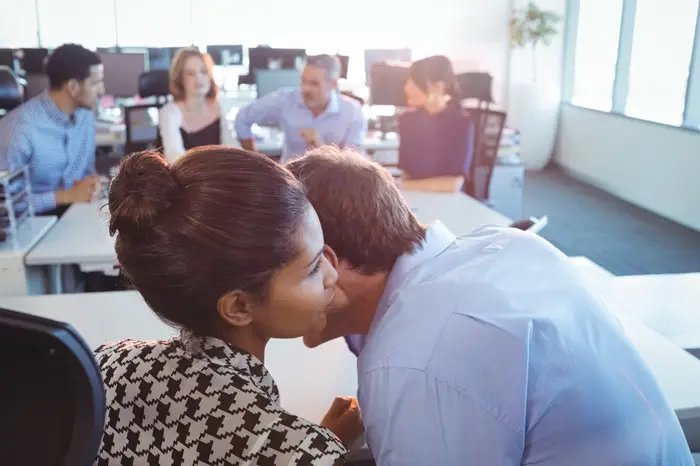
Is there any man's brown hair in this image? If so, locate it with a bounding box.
[286,147,426,274]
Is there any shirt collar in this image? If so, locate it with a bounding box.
[179,329,280,402]
[373,221,457,326]
[39,90,74,126]
[296,89,340,114]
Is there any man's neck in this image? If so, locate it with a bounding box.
[353,272,390,334]
[49,89,77,116]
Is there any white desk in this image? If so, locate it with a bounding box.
[24,203,115,293]
[1,283,699,425]
[0,291,358,446]
[604,274,700,357]
[0,216,57,296]
[27,191,511,294]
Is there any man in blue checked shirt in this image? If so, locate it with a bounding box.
[286,148,694,466]
[234,54,365,163]
[0,44,104,216]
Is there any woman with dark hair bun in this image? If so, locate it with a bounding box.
[94,146,362,465]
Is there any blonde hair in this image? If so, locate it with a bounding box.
[169,48,218,100]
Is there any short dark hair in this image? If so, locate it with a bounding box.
[408,55,461,104]
[108,147,308,336]
[286,147,426,274]
[45,43,101,90]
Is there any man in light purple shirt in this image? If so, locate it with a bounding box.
[286,147,694,465]
[234,54,365,162]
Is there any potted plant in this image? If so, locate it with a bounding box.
[508,2,562,170]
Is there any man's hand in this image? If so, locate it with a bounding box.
[320,396,364,448]
[298,128,322,148]
[56,175,100,205]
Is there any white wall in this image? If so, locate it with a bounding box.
[556,105,700,231]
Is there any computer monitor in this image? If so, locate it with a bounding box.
[337,55,349,79]
[368,62,410,106]
[25,75,49,99]
[0,49,19,70]
[19,48,49,75]
[364,48,412,84]
[97,52,146,98]
[147,48,170,71]
[207,45,243,66]
[256,69,300,99]
[248,47,306,76]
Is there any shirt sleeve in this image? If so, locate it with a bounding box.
[233,91,287,139]
[360,367,524,466]
[343,103,366,152]
[85,111,97,176]
[0,126,57,213]
[158,103,186,163]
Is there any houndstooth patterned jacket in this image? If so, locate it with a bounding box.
[94,330,347,465]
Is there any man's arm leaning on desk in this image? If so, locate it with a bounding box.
[233,91,287,151]
[360,367,523,465]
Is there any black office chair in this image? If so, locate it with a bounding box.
[0,307,105,466]
[462,108,507,202]
[123,69,170,155]
[456,72,494,109]
[0,66,23,118]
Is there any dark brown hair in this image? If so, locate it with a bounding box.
[286,147,425,274]
[409,55,461,105]
[108,147,308,335]
[169,47,218,100]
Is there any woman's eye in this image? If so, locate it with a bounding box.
[309,260,322,276]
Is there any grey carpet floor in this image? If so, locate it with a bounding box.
[521,166,700,276]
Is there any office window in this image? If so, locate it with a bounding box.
[0,1,39,47]
[36,0,116,48]
[625,0,699,126]
[571,0,624,111]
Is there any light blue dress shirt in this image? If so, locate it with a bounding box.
[233,88,365,162]
[0,91,96,213]
[358,222,693,465]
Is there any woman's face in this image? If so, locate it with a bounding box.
[404,77,429,108]
[251,205,338,339]
[182,55,211,98]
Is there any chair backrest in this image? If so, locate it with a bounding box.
[0,307,105,466]
[138,69,170,99]
[463,108,507,201]
[123,103,162,155]
[0,66,23,115]
[457,72,493,108]
[398,106,475,180]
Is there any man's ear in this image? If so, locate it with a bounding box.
[217,290,254,328]
[65,79,81,98]
[323,245,339,269]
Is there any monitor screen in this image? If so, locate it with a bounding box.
[147,47,187,71]
[256,69,300,99]
[207,45,244,66]
[337,55,349,79]
[19,48,49,75]
[368,62,410,106]
[0,49,18,69]
[248,47,306,76]
[364,48,412,84]
[97,52,147,98]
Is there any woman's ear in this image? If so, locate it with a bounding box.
[427,80,446,96]
[323,244,339,269]
[217,290,254,328]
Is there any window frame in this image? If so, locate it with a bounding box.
[562,0,700,131]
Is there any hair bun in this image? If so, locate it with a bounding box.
[108,151,178,237]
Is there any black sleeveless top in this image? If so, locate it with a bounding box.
[179,118,221,150]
